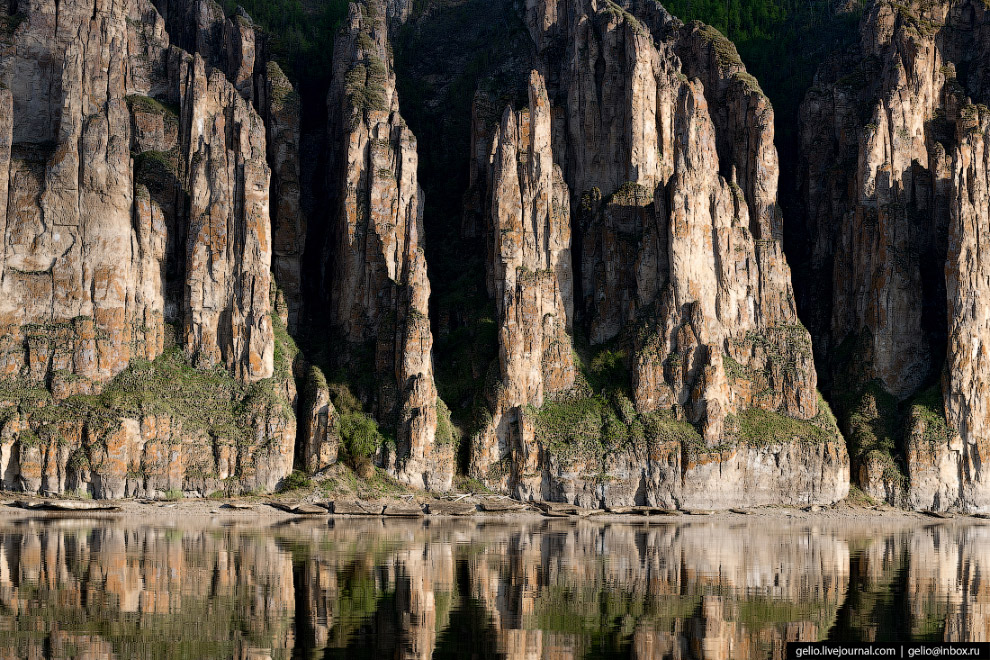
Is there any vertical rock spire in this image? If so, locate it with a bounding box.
[323,0,453,490]
[468,0,847,508]
[471,69,577,495]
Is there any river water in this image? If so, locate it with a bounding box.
[0,515,985,658]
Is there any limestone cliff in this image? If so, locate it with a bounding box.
[11,0,990,509]
[469,70,578,496]
[150,0,309,331]
[799,0,990,511]
[0,0,294,497]
[467,0,848,508]
[323,0,453,490]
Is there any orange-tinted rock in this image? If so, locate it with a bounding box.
[467,0,847,507]
[324,1,453,491]
[800,0,990,511]
[0,0,291,497]
[470,70,577,491]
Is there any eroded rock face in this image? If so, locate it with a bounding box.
[943,103,990,511]
[799,0,990,511]
[299,367,340,474]
[0,0,275,387]
[262,62,307,331]
[151,0,309,332]
[0,0,294,497]
[468,0,847,508]
[469,70,577,490]
[324,1,453,491]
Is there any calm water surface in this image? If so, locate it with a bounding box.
[0,516,985,659]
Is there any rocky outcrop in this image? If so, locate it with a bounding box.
[799,0,990,510]
[151,0,259,101]
[183,55,275,382]
[299,366,340,474]
[151,0,309,331]
[468,0,847,508]
[469,70,577,492]
[942,102,990,511]
[324,1,453,491]
[0,0,294,497]
[261,62,307,331]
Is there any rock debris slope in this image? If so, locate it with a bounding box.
[799,0,990,511]
[467,0,848,508]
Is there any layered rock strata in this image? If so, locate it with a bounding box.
[799,0,990,510]
[323,1,453,490]
[468,0,848,508]
[0,0,294,497]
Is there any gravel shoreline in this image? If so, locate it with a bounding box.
[0,494,983,528]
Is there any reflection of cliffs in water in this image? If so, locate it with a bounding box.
[1,520,990,658]
[0,520,297,658]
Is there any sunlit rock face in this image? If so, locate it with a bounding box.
[0,0,275,388]
[799,0,990,511]
[469,70,578,494]
[467,0,847,508]
[321,0,453,492]
[0,0,297,497]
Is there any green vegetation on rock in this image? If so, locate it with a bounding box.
[0,10,25,42]
[2,315,296,454]
[125,94,179,118]
[221,0,349,91]
[908,385,954,445]
[344,59,388,115]
[278,469,312,492]
[323,379,390,474]
[665,0,863,147]
[695,21,745,67]
[527,335,701,467]
[736,394,839,446]
[845,381,904,485]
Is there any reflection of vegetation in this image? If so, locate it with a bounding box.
[0,522,972,657]
[2,528,296,659]
[523,573,844,658]
[827,548,930,643]
[433,560,501,660]
[734,595,834,628]
[530,586,698,635]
